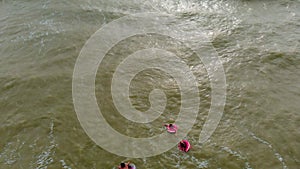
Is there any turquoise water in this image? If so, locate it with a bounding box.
[0,0,299,168]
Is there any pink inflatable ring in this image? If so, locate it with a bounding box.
[164,123,178,134]
[178,140,191,152]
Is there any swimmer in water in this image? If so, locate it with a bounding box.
[178,140,191,152]
[118,162,136,169]
[118,162,127,169]
[164,123,178,134]
[180,141,186,149]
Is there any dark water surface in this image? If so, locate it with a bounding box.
[0,0,299,168]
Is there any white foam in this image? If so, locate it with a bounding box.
[35,120,57,169]
[0,139,25,166]
[220,146,253,169]
[60,159,72,169]
[250,132,288,169]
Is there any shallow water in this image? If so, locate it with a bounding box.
[0,0,300,168]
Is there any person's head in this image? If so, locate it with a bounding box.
[120,163,126,168]
[180,141,186,148]
[169,123,173,127]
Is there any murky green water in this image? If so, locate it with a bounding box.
[0,0,300,168]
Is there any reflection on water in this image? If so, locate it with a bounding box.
[0,0,299,168]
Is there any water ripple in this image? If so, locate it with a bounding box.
[250,132,288,169]
[35,120,56,169]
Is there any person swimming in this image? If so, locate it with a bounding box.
[178,140,191,152]
[164,123,178,134]
[180,141,186,149]
[118,162,136,169]
[118,162,127,169]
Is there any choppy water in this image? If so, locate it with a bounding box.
[1,0,300,168]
